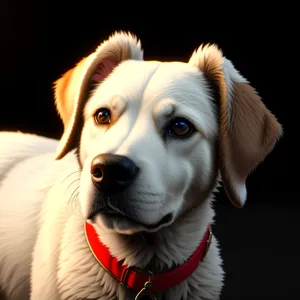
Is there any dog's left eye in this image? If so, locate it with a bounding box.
[167,118,195,138]
[94,108,111,125]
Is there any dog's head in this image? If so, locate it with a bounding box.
[54,32,282,234]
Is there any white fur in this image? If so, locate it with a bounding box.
[0,63,224,299]
[0,32,279,300]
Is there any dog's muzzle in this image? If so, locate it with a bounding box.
[90,154,139,195]
[88,154,172,231]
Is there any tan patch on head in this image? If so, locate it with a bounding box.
[54,57,89,128]
[54,32,143,159]
[189,44,224,84]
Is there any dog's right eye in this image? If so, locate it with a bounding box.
[94,108,111,125]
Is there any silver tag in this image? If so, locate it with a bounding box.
[135,287,157,300]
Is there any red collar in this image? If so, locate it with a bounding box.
[84,221,212,296]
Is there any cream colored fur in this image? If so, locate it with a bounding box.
[0,32,282,300]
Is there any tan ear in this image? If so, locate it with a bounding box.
[54,31,143,159]
[189,45,283,208]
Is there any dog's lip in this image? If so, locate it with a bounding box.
[87,207,120,220]
[88,207,172,230]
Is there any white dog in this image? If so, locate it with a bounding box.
[0,32,282,300]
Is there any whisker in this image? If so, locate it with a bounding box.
[159,202,175,212]
[61,170,81,184]
[72,192,80,208]
[67,186,80,207]
[66,179,81,192]
[165,191,188,205]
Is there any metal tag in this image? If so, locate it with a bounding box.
[135,287,157,300]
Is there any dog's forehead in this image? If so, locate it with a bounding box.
[92,60,160,101]
[111,60,204,97]
[90,60,209,109]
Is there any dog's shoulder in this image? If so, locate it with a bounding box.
[0,131,58,178]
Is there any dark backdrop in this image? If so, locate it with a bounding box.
[0,2,295,299]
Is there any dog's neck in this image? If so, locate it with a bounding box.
[93,195,215,273]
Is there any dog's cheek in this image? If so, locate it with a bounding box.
[167,160,191,194]
[79,124,93,163]
[79,156,96,218]
[194,141,217,187]
[170,139,217,214]
[185,141,218,208]
[79,123,105,162]
[162,157,192,217]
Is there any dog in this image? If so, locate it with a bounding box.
[0,32,282,300]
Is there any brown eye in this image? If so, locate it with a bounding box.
[94,108,111,124]
[167,118,195,138]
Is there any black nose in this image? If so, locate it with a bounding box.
[90,154,139,195]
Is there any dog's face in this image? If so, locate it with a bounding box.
[54,32,282,235]
[79,60,219,233]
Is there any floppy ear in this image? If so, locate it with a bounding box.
[189,45,283,208]
[54,32,143,159]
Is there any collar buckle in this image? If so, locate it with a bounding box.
[121,267,157,299]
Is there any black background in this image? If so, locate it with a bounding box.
[0,2,295,299]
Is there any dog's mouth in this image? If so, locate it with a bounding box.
[88,205,173,232]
